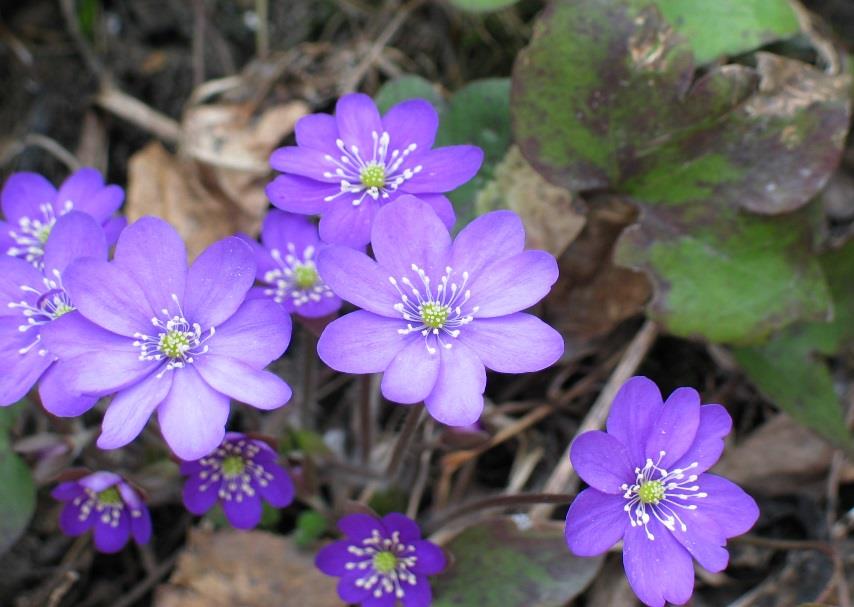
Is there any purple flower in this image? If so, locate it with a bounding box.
[51,471,152,553]
[315,512,446,607]
[40,216,293,460]
[180,432,294,529]
[243,210,342,318]
[564,376,760,607]
[266,93,484,248]
[0,168,125,267]
[316,196,563,426]
[0,212,106,411]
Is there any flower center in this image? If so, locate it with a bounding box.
[372,551,398,574]
[133,294,214,377]
[321,132,423,207]
[390,264,478,354]
[263,245,334,308]
[159,330,190,358]
[97,486,122,506]
[360,164,386,189]
[6,201,72,266]
[621,451,707,541]
[637,480,664,505]
[8,270,73,356]
[221,455,246,478]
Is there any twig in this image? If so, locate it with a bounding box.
[58,0,107,81]
[425,493,574,536]
[191,0,207,87]
[406,421,434,519]
[384,405,423,483]
[359,375,374,464]
[255,0,270,59]
[530,320,659,521]
[18,134,81,171]
[95,85,181,144]
[111,552,179,607]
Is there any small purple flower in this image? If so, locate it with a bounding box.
[0,212,106,411]
[0,168,125,267]
[564,376,760,607]
[180,432,295,529]
[316,512,446,607]
[266,93,484,247]
[40,216,293,460]
[243,210,341,318]
[316,196,564,426]
[51,471,152,553]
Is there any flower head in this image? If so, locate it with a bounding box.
[315,512,446,607]
[266,93,484,247]
[180,432,295,529]
[243,211,341,318]
[0,212,106,411]
[316,196,563,426]
[564,376,760,607]
[1,168,125,267]
[40,216,293,460]
[51,471,151,553]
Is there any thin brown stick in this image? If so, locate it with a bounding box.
[359,375,374,464]
[255,0,270,59]
[111,552,179,607]
[95,85,181,144]
[385,405,423,482]
[530,320,659,520]
[58,0,107,81]
[191,0,207,87]
[425,493,574,536]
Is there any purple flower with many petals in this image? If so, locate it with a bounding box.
[316,512,446,607]
[316,196,563,426]
[0,212,106,410]
[266,93,484,247]
[564,376,760,607]
[52,471,152,553]
[243,210,341,318]
[180,432,295,529]
[1,168,125,267]
[41,216,293,460]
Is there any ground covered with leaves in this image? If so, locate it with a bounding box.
[0,0,853,606]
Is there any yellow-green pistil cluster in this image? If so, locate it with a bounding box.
[159,330,190,359]
[97,486,123,505]
[221,455,246,478]
[360,164,386,189]
[419,302,450,329]
[293,263,319,289]
[637,479,665,505]
[373,551,398,574]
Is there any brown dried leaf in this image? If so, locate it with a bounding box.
[154,528,340,607]
[475,146,586,257]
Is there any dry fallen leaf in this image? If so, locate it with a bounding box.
[155,528,340,607]
[475,145,586,257]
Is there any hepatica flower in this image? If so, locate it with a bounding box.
[0,212,106,411]
[316,512,446,607]
[266,93,484,247]
[564,376,760,607]
[180,432,294,529]
[41,217,293,460]
[0,168,124,267]
[316,196,563,426]
[244,210,341,318]
[52,471,151,553]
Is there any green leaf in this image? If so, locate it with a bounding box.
[615,204,832,344]
[436,79,512,227]
[294,510,328,549]
[732,241,854,451]
[433,517,603,607]
[511,0,849,213]
[0,405,36,555]
[374,76,445,114]
[447,0,519,13]
[652,0,800,65]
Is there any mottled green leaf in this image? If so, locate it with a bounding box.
[436,79,512,226]
[447,0,519,13]
[652,0,800,65]
[433,517,603,607]
[732,241,854,451]
[615,204,832,344]
[0,405,35,555]
[512,0,849,213]
[375,76,445,114]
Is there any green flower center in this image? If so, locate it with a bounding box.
[36,222,54,244]
[638,480,665,505]
[293,263,319,289]
[52,302,74,318]
[420,302,450,329]
[222,455,246,478]
[360,164,386,189]
[373,551,398,574]
[159,330,190,359]
[97,486,122,505]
